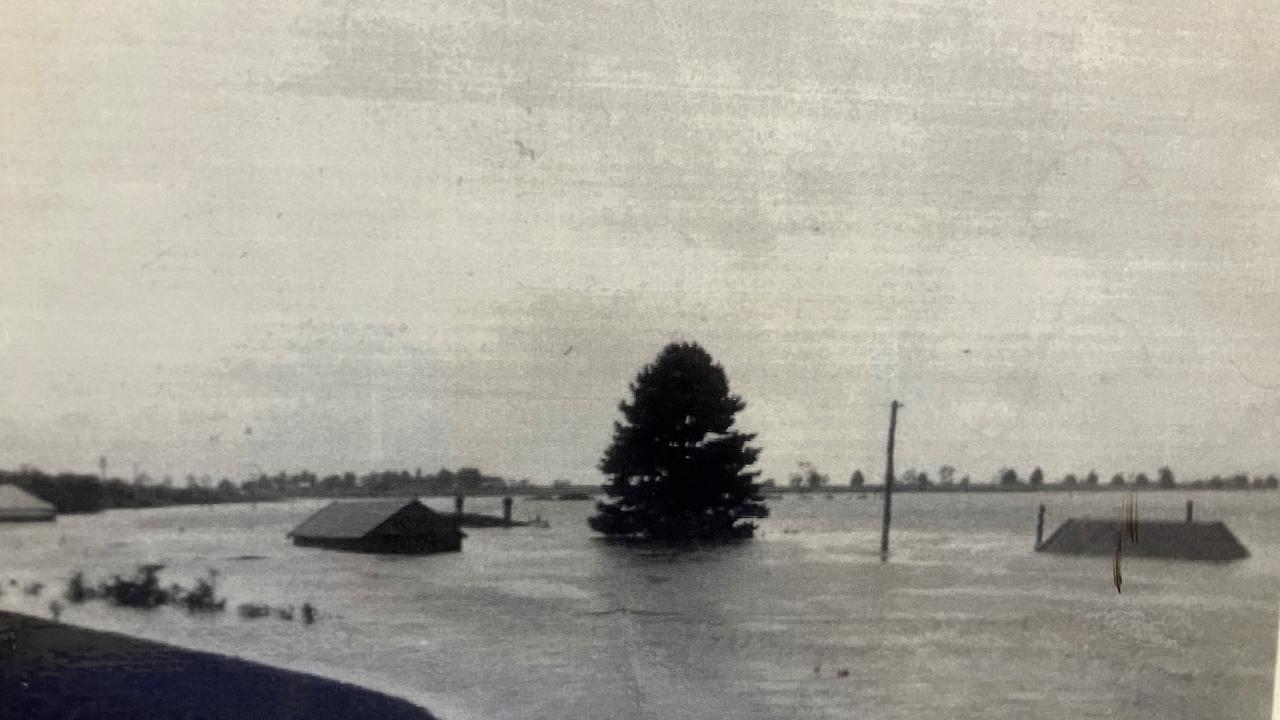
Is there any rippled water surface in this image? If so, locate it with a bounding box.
[3,491,1277,720]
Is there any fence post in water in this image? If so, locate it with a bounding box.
[455,494,464,517]
[1186,499,1193,524]
[1035,504,1046,547]
[880,400,901,562]
[502,496,513,526]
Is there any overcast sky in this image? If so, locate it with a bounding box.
[3,0,1279,484]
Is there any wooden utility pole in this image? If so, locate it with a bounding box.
[880,400,901,561]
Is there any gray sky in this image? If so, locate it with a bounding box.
[3,0,1279,484]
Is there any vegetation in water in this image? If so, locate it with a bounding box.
[180,571,227,613]
[105,565,172,608]
[58,566,316,623]
[64,565,225,612]
[238,601,315,623]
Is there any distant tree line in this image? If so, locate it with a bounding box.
[987,465,1277,490]
[0,467,242,513]
[788,462,830,490]
[241,466,514,498]
[0,464,526,514]
[756,462,1278,493]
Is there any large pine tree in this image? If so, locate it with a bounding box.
[589,342,767,541]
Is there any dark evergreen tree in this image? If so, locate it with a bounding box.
[589,342,767,541]
[1029,467,1044,486]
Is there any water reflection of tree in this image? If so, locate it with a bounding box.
[586,541,765,718]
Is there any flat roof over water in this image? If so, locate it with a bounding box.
[1037,519,1249,561]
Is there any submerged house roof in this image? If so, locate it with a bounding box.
[0,484,56,520]
[289,498,426,539]
[1037,519,1248,561]
[288,498,463,554]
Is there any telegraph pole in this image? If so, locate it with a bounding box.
[880,400,901,561]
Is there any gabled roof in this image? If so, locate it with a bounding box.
[288,498,445,539]
[0,484,55,511]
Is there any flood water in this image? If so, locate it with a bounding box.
[2,491,1277,720]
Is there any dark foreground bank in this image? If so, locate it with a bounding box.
[0,611,438,720]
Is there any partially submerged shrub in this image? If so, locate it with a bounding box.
[65,572,97,603]
[238,603,271,619]
[177,571,226,613]
[104,565,169,608]
[237,601,312,622]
